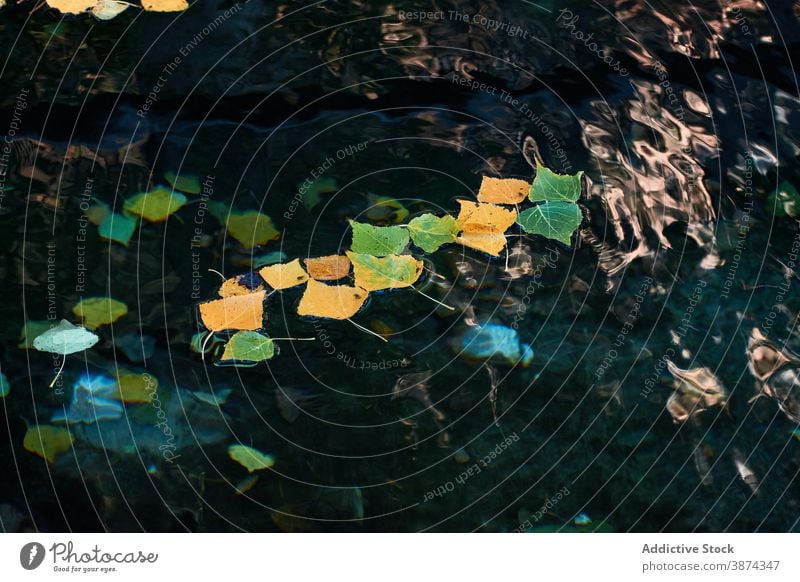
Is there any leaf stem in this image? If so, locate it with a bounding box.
[347,319,389,342]
[49,356,66,389]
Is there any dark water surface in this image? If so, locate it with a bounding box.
[1,0,800,532]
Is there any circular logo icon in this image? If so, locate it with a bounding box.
[20,542,45,570]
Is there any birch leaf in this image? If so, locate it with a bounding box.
[198,290,266,331]
[407,214,458,253]
[23,425,74,463]
[347,252,423,291]
[349,220,409,256]
[220,331,275,364]
[258,259,309,290]
[517,201,582,245]
[477,176,530,204]
[297,279,367,319]
[303,255,351,281]
[529,161,583,202]
[455,200,517,234]
[228,444,275,473]
[33,320,99,355]
[72,297,128,329]
[123,186,187,222]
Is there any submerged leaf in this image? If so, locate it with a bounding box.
[98,213,138,246]
[164,171,201,194]
[33,320,99,355]
[407,214,458,253]
[226,211,280,249]
[460,323,534,366]
[347,252,423,291]
[456,200,517,234]
[258,259,309,290]
[23,425,74,463]
[302,177,338,211]
[349,220,410,256]
[114,371,157,404]
[86,203,110,225]
[365,195,410,224]
[228,444,275,473]
[477,176,530,205]
[297,279,368,319]
[19,320,53,349]
[123,186,187,222]
[303,255,351,281]
[517,201,582,245]
[529,161,583,202]
[0,372,10,398]
[198,290,266,331]
[72,297,128,329]
[220,331,275,363]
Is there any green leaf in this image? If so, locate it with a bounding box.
[228,444,275,473]
[219,331,275,365]
[529,161,583,202]
[407,214,458,253]
[349,220,409,256]
[517,201,582,245]
[768,180,800,217]
[346,252,423,291]
[164,171,201,194]
[98,213,138,246]
[303,177,337,211]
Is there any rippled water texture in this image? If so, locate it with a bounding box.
[1,0,800,532]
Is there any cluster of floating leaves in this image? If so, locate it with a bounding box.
[42,0,188,19]
[196,163,585,365]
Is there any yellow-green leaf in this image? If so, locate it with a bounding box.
[72,297,128,329]
[226,211,280,249]
[23,425,74,463]
[346,252,423,291]
[164,171,201,194]
[228,444,275,473]
[124,186,187,222]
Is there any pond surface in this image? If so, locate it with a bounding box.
[1,0,800,532]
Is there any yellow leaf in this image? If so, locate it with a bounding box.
[199,290,266,331]
[303,255,351,281]
[45,0,96,13]
[219,275,264,297]
[456,232,507,256]
[297,279,368,320]
[347,252,423,292]
[72,297,128,329]
[477,176,530,204]
[226,211,280,249]
[114,371,157,404]
[455,200,517,234]
[123,186,187,222]
[141,0,188,11]
[228,444,275,473]
[23,425,74,463]
[258,259,309,290]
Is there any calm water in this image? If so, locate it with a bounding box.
[1,0,800,532]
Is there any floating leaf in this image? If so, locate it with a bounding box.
[114,371,157,404]
[141,0,188,11]
[164,171,201,194]
[226,211,279,249]
[347,252,423,291]
[460,323,534,366]
[457,232,508,256]
[297,279,368,319]
[91,0,129,19]
[219,273,265,297]
[258,259,309,290]
[72,297,128,329]
[198,290,266,331]
[529,161,583,202]
[220,331,275,364]
[86,203,110,225]
[98,213,137,246]
[303,255,351,281]
[302,177,337,211]
[123,186,187,222]
[228,444,275,473]
[407,213,458,253]
[19,320,52,349]
[33,320,99,355]
[455,200,517,234]
[365,195,409,224]
[477,176,530,204]
[349,220,410,256]
[45,0,96,13]
[517,201,582,245]
[23,425,74,463]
